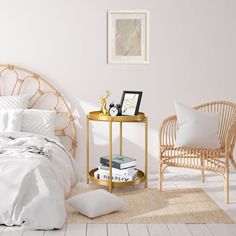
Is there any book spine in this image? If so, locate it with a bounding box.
[94,170,137,182]
[100,158,121,169]
[98,165,135,175]
[100,158,136,169]
[97,173,134,182]
[120,161,136,169]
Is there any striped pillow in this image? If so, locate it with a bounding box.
[22,109,58,140]
[0,94,29,109]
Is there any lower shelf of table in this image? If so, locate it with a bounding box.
[88,168,146,187]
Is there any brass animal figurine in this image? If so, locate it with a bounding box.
[100,90,111,116]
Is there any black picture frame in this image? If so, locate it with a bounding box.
[120,91,143,116]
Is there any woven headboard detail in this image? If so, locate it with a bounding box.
[0,64,77,158]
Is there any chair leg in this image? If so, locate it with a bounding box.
[159,163,163,192]
[200,157,205,183]
[224,168,229,204]
[201,170,205,183]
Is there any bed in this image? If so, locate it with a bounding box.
[0,64,78,229]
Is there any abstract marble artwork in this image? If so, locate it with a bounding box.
[108,10,149,64]
[115,19,141,56]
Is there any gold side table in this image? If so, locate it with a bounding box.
[86,111,148,192]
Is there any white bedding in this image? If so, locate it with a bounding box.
[0,132,78,229]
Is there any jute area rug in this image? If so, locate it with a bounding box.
[66,185,234,224]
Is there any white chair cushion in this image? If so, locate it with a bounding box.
[174,102,221,149]
[67,189,125,218]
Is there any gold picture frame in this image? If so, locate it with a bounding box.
[107,10,149,64]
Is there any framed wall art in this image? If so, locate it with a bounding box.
[120,91,143,116]
[107,10,149,64]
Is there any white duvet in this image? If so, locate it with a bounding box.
[0,132,78,229]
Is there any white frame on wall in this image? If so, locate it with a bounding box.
[107,10,150,65]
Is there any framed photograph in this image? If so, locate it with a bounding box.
[120,91,143,116]
[107,10,149,64]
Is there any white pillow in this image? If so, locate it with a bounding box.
[67,189,125,218]
[174,102,221,149]
[0,94,29,109]
[22,109,57,139]
[0,109,22,132]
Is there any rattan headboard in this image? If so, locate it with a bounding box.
[0,64,77,158]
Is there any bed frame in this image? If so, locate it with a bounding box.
[0,64,77,158]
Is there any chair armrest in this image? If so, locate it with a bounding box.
[159,115,177,146]
[225,119,236,160]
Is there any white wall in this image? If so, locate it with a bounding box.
[0,0,235,178]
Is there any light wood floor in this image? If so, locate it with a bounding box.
[2,171,236,236]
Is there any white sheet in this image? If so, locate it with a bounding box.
[0,132,79,229]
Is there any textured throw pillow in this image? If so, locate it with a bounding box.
[67,189,125,218]
[22,109,58,139]
[0,109,23,132]
[0,94,29,109]
[174,102,221,149]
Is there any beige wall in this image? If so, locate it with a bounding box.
[0,0,235,178]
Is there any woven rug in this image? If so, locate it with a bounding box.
[66,185,234,224]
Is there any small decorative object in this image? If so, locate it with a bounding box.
[107,10,149,64]
[120,91,143,116]
[100,90,111,116]
[109,103,122,116]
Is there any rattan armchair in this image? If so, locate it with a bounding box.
[159,101,236,204]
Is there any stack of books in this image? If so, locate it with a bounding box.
[94,155,137,182]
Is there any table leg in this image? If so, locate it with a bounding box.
[86,115,89,184]
[145,117,148,188]
[120,122,122,156]
[109,121,113,192]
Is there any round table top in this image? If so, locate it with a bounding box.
[87,111,146,122]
